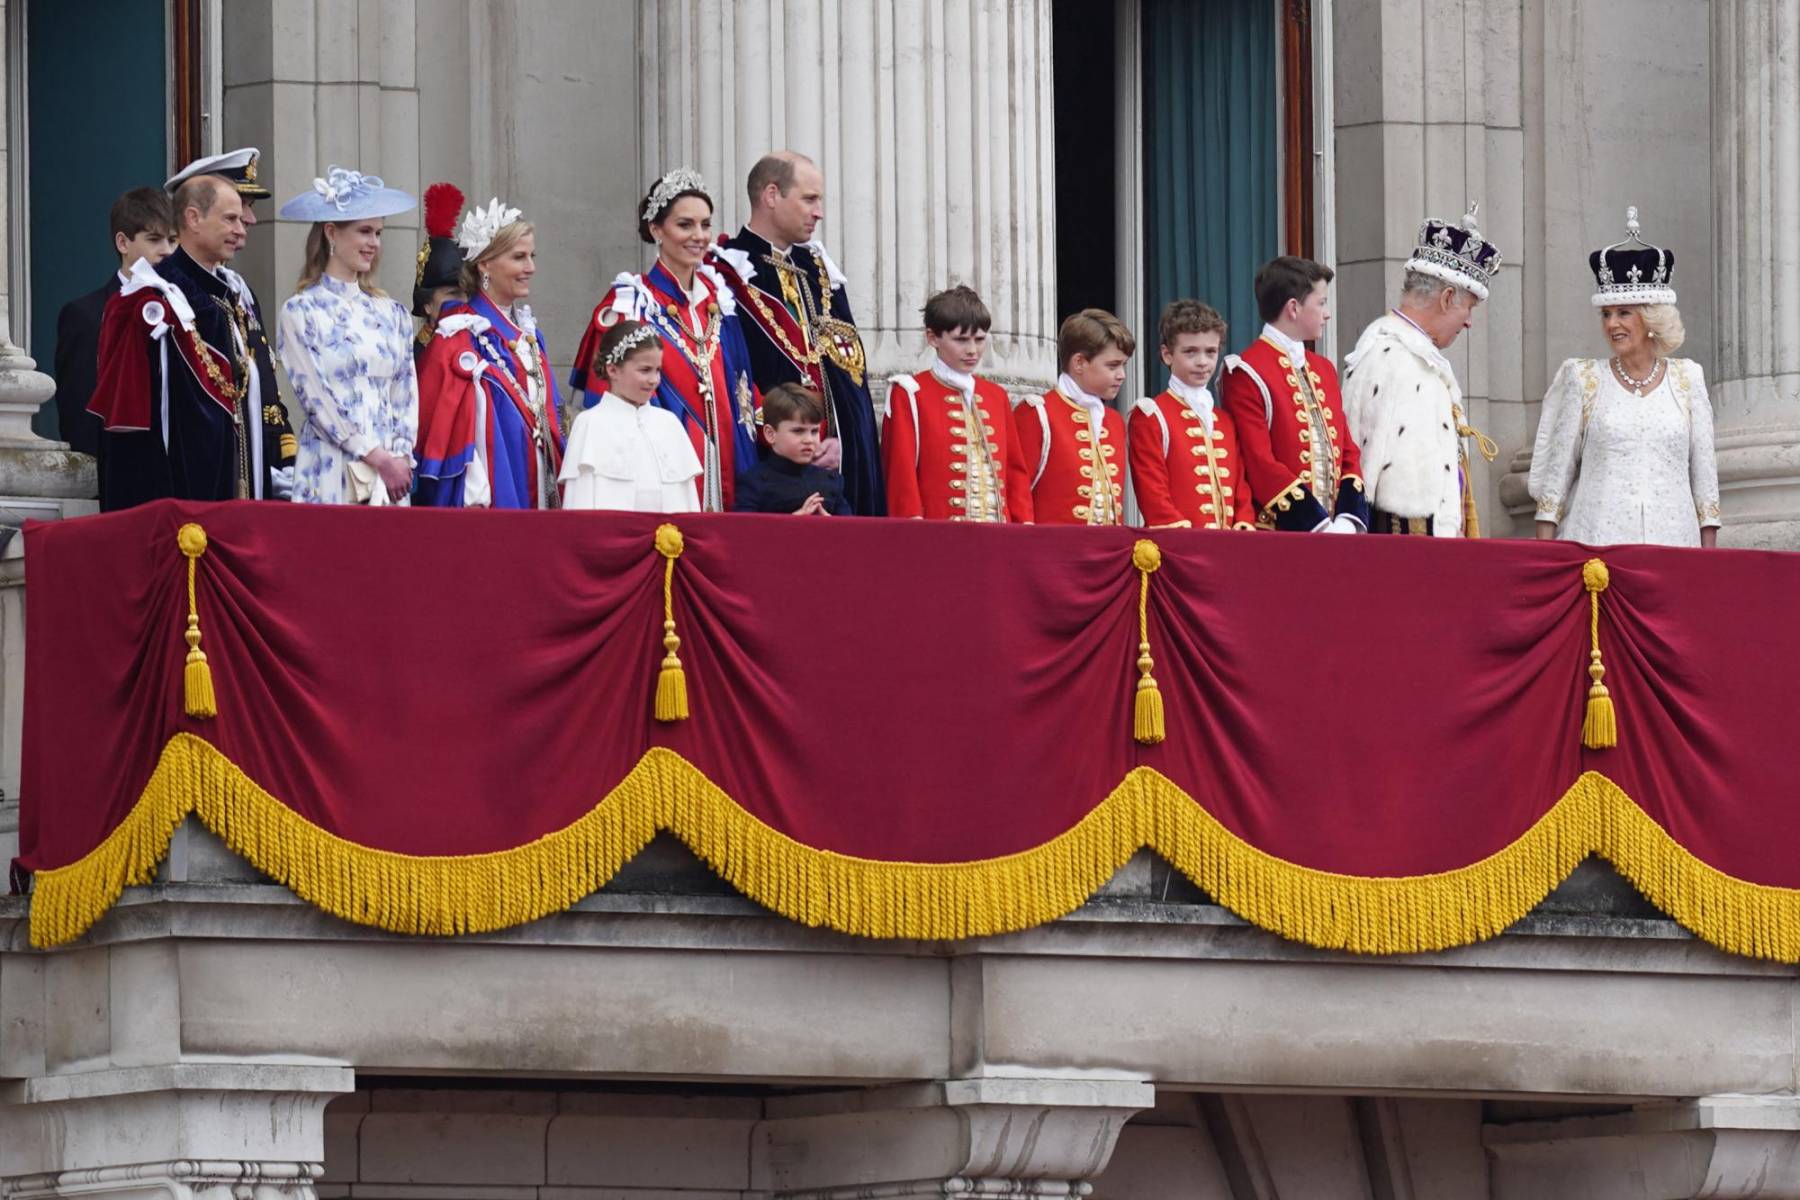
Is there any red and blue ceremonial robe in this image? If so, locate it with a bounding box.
[569,261,760,513]
[415,293,564,509]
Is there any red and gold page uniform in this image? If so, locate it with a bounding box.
[883,365,1034,522]
[1012,387,1126,526]
[1221,330,1369,531]
[1128,381,1256,530]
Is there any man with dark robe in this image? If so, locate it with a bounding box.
[90,163,296,510]
[714,151,884,516]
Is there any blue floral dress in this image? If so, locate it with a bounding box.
[276,275,419,505]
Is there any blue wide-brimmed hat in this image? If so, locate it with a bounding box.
[278,166,415,222]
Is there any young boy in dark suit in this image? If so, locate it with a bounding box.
[732,383,851,516]
[50,187,177,455]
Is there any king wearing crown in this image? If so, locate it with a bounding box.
[1341,205,1503,537]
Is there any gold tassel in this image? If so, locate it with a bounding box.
[653,524,689,722]
[178,523,216,719]
[1581,557,1616,749]
[1131,539,1166,745]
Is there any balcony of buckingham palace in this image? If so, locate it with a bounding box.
[5,1,1800,1199]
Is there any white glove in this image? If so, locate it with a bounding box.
[1320,514,1360,534]
[268,465,296,501]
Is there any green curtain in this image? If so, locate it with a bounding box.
[1141,0,1278,393]
[27,0,168,438]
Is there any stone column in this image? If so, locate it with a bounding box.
[222,0,424,314]
[1710,0,1800,549]
[1484,1094,1800,1198]
[637,0,1059,393]
[0,1064,354,1200]
[752,1075,1152,1197]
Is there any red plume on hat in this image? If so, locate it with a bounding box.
[424,183,465,239]
[415,183,469,316]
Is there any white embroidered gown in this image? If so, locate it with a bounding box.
[1528,357,1721,547]
[276,275,419,505]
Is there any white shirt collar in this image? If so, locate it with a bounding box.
[1260,322,1307,360]
[599,390,654,420]
[930,358,976,395]
[1391,307,1432,340]
[1057,372,1107,414]
[1165,373,1214,420]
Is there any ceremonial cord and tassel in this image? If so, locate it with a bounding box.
[1131,539,1166,745]
[1453,403,1499,539]
[1581,558,1616,749]
[654,524,689,722]
[177,523,217,719]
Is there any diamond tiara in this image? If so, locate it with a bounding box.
[604,323,661,366]
[642,168,709,223]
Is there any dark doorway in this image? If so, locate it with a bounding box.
[1051,0,1117,321]
[25,0,173,438]
[1140,0,1282,389]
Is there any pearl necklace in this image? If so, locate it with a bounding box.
[1612,356,1663,397]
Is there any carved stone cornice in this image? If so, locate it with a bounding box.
[2,1160,323,1200]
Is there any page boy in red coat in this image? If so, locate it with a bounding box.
[882,285,1033,522]
[1221,256,1370,532]
[1012,309,1134,526]
[1129,300,1256,531]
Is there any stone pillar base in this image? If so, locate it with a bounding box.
[1485,1094,1800,1199]
[3,1161,323,1200]
[0,1064,353,1200]
[753,1074,1153,1199]
[1716,423,1800,549]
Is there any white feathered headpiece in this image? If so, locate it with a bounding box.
[456,197,524,259]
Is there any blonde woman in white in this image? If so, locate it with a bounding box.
[1529,209,1720,547]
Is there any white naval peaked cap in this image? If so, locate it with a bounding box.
[165,147,271,199]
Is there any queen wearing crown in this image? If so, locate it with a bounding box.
[569,168,760,513]
[414,198,565,508]
[1342,204,1502,536]
[1528,209,1721,547]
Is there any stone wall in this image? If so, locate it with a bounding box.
[636,0,1060,392]
[222,0,642,383]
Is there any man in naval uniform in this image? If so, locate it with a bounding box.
[715,150,885,516]
[90,150,297,509]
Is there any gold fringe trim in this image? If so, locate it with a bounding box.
[29,736,1800,963]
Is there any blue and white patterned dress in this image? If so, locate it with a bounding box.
[276,274,419,505]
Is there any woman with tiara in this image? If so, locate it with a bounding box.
[570,168,760,512]
[1529,207,1721,547]
[415,197,565,508]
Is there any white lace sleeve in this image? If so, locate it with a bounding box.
[1528,359,1586,525]
[1682,360,1722,528]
